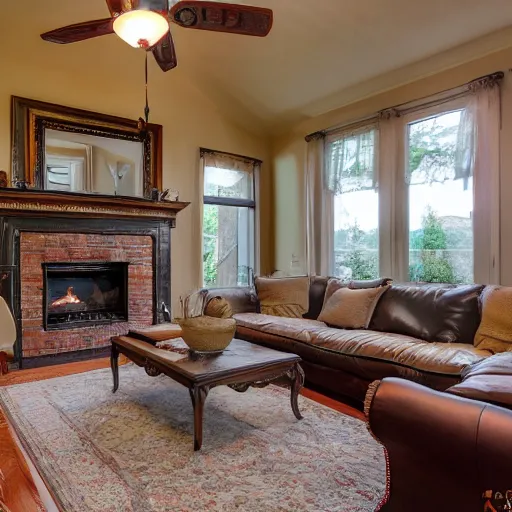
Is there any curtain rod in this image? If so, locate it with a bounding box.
[200,147,263,165]
[304,70,504,142]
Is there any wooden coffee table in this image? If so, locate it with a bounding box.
[110,336,305,451]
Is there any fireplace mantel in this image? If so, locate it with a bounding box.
[0,188,189,369]
[0,188,189,225]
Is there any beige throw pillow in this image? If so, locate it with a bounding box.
[475,286,512,353]
[318,285,390,329]
[255,276,309,318]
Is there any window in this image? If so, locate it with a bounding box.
[327,127,379,280]
[406,110,474,284]
[201,150,258,287]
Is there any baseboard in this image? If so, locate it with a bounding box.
[21,346,111,369]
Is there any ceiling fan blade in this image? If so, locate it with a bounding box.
[41,18,114,44]
[170,1,273,37]
[152,32,178,72]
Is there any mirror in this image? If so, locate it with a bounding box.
[11,97,162,198]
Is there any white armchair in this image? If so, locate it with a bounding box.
[0,296,16,375]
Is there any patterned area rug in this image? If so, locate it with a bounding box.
[0,365,385,512]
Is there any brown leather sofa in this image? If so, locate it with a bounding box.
[366,377,512,512]
[203,277,498,403]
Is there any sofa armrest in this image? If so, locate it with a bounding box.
[200,287,259,315]
[367,378,512,512]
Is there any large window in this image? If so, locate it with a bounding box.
[325,89,497,285]
[202,150,258,287]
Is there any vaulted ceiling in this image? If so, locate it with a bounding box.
[5,0,512,134]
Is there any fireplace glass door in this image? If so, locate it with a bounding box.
[43,262,129,330]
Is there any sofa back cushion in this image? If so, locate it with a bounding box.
[255,276,309,318]
[369,284,485,343]
[304,276,392,320]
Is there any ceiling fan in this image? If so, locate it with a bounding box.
[41,1,273,72]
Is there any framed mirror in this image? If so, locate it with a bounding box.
[11,97,162,198]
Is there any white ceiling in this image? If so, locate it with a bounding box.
[7,0,512,134]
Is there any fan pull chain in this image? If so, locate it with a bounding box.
[144,51,150,123]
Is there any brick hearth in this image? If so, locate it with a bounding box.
[20,233,154,358]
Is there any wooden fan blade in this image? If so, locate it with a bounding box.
[41,18,114,44]
[170,1,273,37]
[152,32,178,72]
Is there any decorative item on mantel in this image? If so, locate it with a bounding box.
[0,171,7,188]
[176,290,236,355]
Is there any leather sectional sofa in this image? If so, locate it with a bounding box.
[202,277,504,403]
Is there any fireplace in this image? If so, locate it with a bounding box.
[43,262,129,331]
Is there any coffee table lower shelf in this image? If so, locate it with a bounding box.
[110,336,305,451]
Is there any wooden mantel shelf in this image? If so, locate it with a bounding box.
[0,188,189,223]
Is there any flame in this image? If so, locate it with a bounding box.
[50,287,82,308]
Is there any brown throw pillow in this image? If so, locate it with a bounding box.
[318,285,390,329]
[204,297,233,319]
[255,276,309,318]
[475,286,512,353]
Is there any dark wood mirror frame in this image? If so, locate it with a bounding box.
[11,96,163,198]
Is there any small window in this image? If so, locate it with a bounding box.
[201,149,259,287]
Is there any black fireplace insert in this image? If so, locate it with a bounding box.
[42,262,129,331]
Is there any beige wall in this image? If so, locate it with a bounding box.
[0,29,271,314]
[272,46,512,284]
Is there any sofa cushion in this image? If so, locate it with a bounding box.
[369,284,484,344]
[234,313,325,343]
[255,276,309,318]
[447,353,512,410]
[447,376,512,410]
[318,286,390,329]
[234,313,489,377]
[303,276,330,320]
[474,286,512,353]
[307,326,489,376]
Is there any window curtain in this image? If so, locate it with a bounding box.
[324,124,378,194]
[306,133,333,276]
[378,109,406,280]
[470,74,503,284]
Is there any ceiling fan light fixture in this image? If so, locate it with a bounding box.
[113,10,169,49]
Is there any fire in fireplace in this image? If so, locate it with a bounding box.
[42,262,129,331]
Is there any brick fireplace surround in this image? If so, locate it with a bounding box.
[0,189,188,369]
[20,233,153,358]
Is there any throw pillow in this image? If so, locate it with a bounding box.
[255,276,309,318]
[318,285,390,329]
[322,277,392,308]
[204,297,233,319]
[475,286,512,353]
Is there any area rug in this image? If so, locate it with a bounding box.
[0,365,386,512]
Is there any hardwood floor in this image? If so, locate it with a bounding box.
[0,358,364,512]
